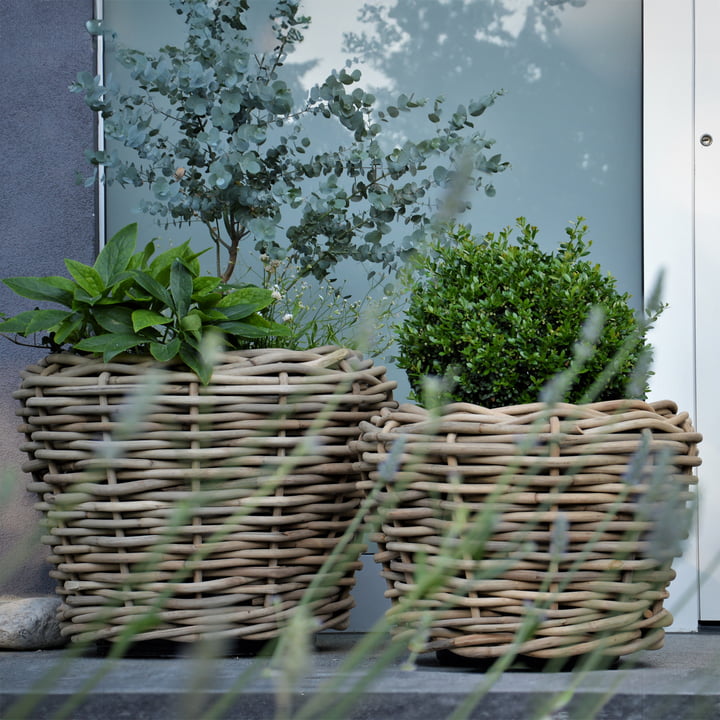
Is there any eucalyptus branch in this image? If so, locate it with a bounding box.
[267,36,289,78]
[138,96,186,126]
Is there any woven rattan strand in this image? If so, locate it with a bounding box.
[354,399,701,660]
[15,347,396,644]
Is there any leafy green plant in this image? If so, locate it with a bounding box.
[396,218,662,407]
[0,223,288,383]
[72,0,506,285]
[251,252,396,352]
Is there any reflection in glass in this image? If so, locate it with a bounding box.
[104,0,640,296]
[101,0,642,629]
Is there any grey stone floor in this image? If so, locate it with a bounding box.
[2,632,720,719]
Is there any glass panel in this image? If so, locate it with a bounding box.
[102,0,642,630]
[103,0,641,301]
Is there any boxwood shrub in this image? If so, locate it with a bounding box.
[396,218,660,407]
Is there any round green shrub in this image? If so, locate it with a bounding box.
[396,218,660,407]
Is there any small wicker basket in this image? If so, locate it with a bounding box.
[15,346,396,645]
[354,399,701,660]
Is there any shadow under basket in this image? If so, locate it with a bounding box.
[15,347,396,645]
[354,399,701,661]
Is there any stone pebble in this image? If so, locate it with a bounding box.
[0,595,66,650]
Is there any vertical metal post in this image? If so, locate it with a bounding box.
[94,0,106,250]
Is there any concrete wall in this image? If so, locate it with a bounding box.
[0,0,96,594]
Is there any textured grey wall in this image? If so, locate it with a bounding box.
[0,0,96,594]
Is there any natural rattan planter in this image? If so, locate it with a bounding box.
[354,399,701,660]
[15,346,396,645]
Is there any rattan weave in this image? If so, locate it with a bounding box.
[15,346,396,644]
[354,399,701,660]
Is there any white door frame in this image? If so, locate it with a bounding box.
[94,0,107,249]
[692,0,720,623]
[643,0,699,631]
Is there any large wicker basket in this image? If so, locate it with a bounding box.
[15,346,396,645]
[354,399,701,660]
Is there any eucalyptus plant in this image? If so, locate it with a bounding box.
[72,0,507,283]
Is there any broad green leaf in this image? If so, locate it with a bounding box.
[0,313,32,335]
[101,271,136,299]
[180,332,200,351]
[72,285,101,307]
[148,241,205,282]
[3,276,75,307]
[217,285,272,305]
[75,333,143,360]
[179,342,213,385]
[221,303,272,320]
[217,286,274,318]
[65,259,105,297]
[148,243,190,280]
[195,292,223,310]
[129,240,156,271]
[94,306,135,334]
[125,285,153,304]
[53,315,84,344]
[150,337,181,362]
[170,259,193,317]
[94,223,137,283]
[132,309,171,332]
[179,312,202,334]
[130,270,173,306]
[244,313,290,332]
[218,317,291,338]
[0,309,71,335]
[27,309,74,334]
[192,276,222,297]
[195,308,226,322]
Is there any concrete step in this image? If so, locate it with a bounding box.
[2,633,720,719]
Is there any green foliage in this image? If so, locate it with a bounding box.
[0,223,288,383]
[396,218,662,407]
[71,0,506,283]
[250,253,396,353]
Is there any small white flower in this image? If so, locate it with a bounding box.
[271,289,283,301]
[282,313,294,323]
